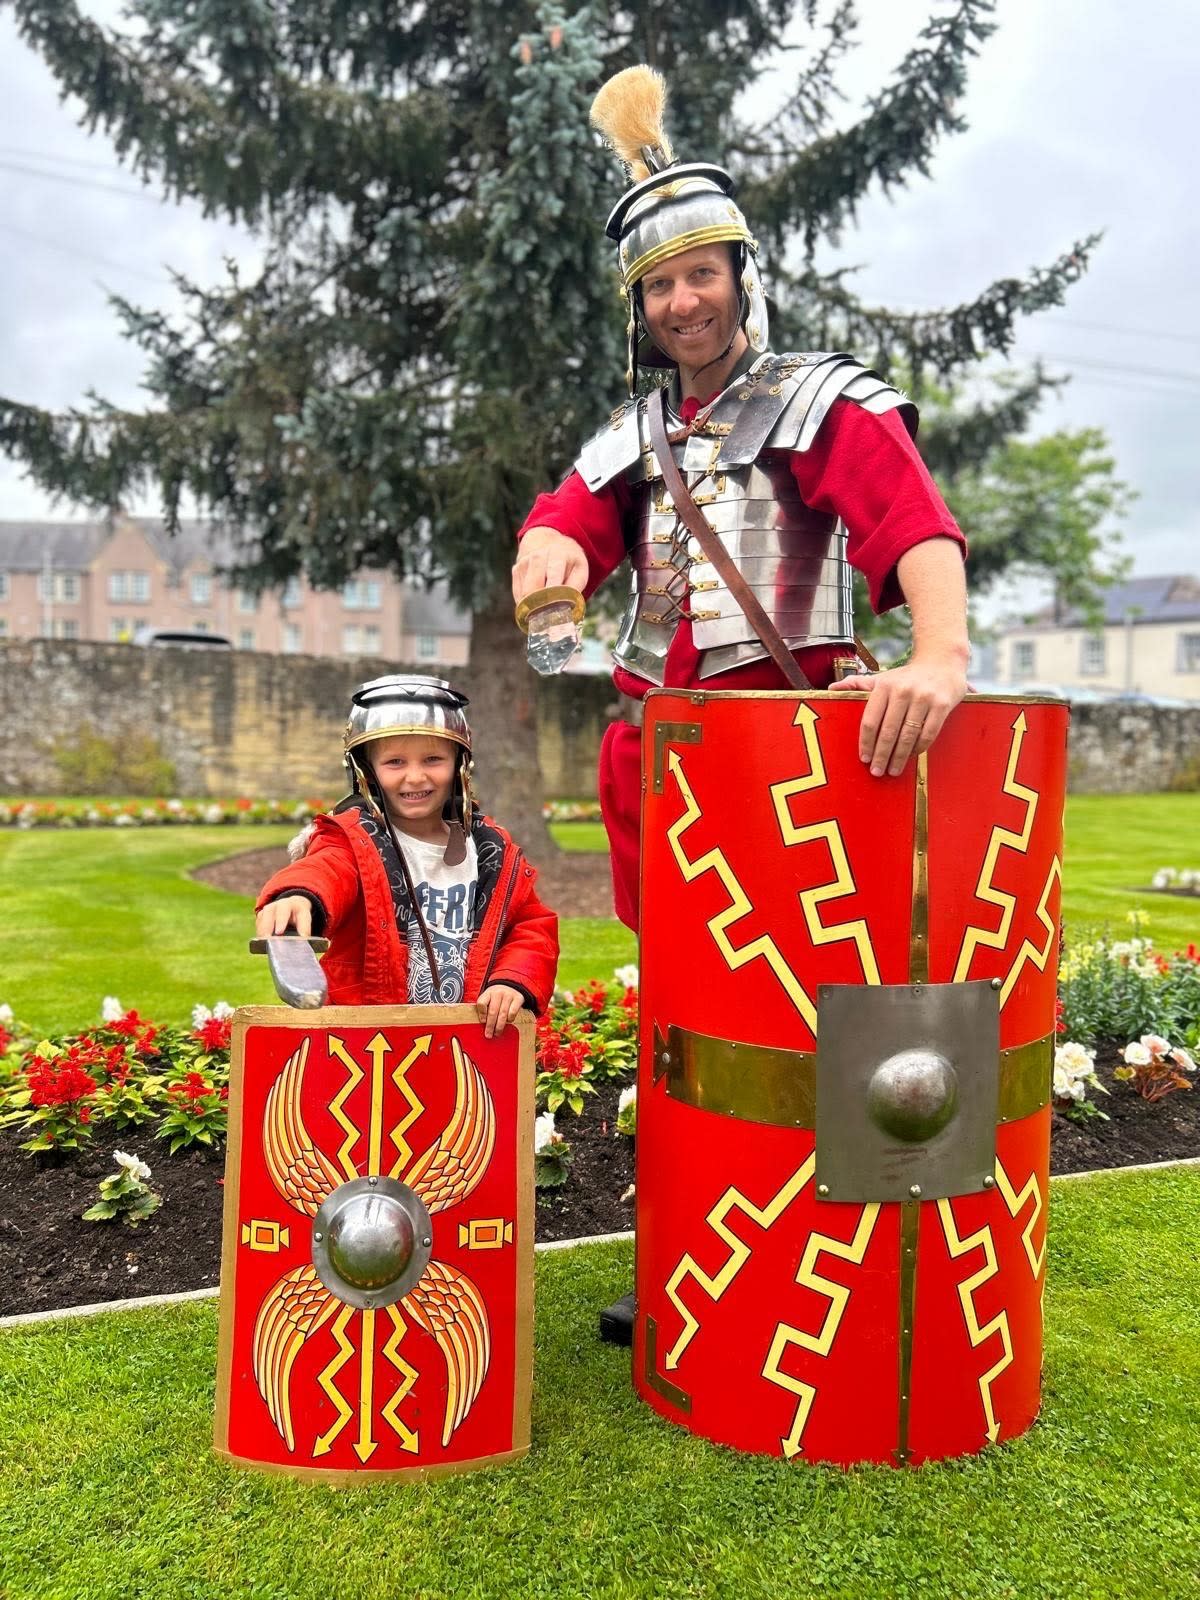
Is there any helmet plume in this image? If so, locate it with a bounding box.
[590,66,674,183]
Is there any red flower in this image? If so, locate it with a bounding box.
[1054,997,1066,1036]
[0,1025,10,1054]
[193,1016,233,1053]
[236,797,253,811]
[27,1059,98,1108]
[108,1009,147,1038]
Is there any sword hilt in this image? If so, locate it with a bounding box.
[248,935,331,1009]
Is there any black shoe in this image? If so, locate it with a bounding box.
[599,1291,635,1346]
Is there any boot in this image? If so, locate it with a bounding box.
[598,1290,635,1346]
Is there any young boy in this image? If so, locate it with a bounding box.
[255,674,557,1035]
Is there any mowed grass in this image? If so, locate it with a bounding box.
[0,1165,1197,1600]
[2,794,1195,1030]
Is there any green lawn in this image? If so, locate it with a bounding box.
[1,1164,1196,1600]
[2,794,1195,1030]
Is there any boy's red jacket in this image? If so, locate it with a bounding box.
[256,808,558,1010]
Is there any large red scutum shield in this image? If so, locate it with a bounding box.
[634,692,1067,1467]
[214,1006,534,1480]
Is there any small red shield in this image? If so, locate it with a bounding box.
[214,1005,534,1480]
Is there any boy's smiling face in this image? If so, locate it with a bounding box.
[368,733,457,837]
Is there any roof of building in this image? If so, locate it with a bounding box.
[402,582,472,636]
[1009,574,1200,631]
[0,520,109,571]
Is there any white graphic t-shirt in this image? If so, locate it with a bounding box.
[396,832,479,1005]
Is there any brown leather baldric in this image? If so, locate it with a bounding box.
[647,386,813,692]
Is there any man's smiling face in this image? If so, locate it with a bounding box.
[638,242,744,382]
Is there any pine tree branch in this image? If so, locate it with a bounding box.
[740,0,996,251]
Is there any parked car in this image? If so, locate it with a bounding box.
[132,627,233,650]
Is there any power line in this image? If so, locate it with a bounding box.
[0,143,136,174]
[1036,314,1200,347]
[1031,351,1200,387]
[0,158,164,203]
[0,221,170,285]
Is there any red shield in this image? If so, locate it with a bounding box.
[634,692,1067,1466]
[214,1005,534,1479]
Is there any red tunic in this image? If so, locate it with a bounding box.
[518,392,966,927]
[256,810,559,1010]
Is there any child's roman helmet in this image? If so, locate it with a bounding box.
[343,675,477,861]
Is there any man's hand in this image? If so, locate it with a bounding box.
[511,526,588,602]
[255,895,314,938]
[476,984,526,1038]
[829,653,969,777]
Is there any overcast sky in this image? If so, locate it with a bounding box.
[0,0,1195,621]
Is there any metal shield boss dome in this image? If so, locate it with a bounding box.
[311,1175,433,1309]
[866,1049,959,1144]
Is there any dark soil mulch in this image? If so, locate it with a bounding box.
[2,1052,1196,1320]
[192,840,618,920]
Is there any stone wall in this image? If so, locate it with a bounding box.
[0,640,617,799]
[0,640,1196,797]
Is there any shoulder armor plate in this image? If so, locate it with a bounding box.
[762,355,918,453]
[575,399,646,492]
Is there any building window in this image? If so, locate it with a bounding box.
[237,589,259,614]
[343,579,382,610]
[1178,632,1200,673]
[416,632,439,660]
[281,577,302,609]
[238,629,256,651]
[0,572,8,601]
[0,618,8,638]
[1012,640,1036,678]
[1079,634,1106,676]
[37,571,81,603]
[194,619,210,634]
[109,618,130,642]
[283,623,302,654]
[59,619,80,640]
[108,570,151,603]
[343,624,382,656]
[190,573,212,605]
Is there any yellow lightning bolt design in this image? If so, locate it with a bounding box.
[937,1198,1013,1444]
[380,1306,419,1454]
[953,711,1039,983]
[993,1157,1047,1279]
[364,1035,390,1178]
[327,1035,365,1180]
[666,749,817,1031]
[311,1304,357,1457]
[998,856,1062,1007]
[663,1157,815,1370]
[387,1034,432,1180]
[354,1309,378,1463]
[762,1202,880,1459]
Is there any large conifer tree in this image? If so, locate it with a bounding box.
[0,0,1097,841]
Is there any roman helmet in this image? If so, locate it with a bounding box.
[343,674,476,864]
[591,66,769,394]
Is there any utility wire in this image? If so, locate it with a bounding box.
[0,221,171,285]
[1030,351,1200,387]
[0,158,163,203]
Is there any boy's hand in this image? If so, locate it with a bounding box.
[476,984,526,1039]
[255,896,314,939]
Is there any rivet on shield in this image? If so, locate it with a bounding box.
[909,1184,922,1199]
[817,1183,830,1198]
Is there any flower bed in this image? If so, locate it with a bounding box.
[0,798,332,828]
[2,937,1198,1319]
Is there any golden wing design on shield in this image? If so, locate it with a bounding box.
[404,1258,491,1446]
[403,1037,496,1214]
[252,1262,337,1451]
[263,1037,343,1215]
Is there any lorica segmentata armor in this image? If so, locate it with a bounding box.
[576,352,917,684]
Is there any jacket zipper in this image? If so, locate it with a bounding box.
[479,853,521,989]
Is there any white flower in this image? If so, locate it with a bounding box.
[114,1150,152,1182]
[1140,1034,1172,1058]
[1181,869,1198,889]
[1151,869,1175,889]
[1123,1041,1151,1067]
[551,987,574,1005]
[202,804,225,824]
[191,1003,213,1028]
[166,798,184,813]
[618,1085,637,1114]
[114,812,136,827]
[613,964,639,990]
[0,1003,12,1026]
[101,996,125,1023]
[213,1001,234,1020]
[1055,1041,1094,1074]
[1170,1047,1196,1073]
[534,1112,558,1153]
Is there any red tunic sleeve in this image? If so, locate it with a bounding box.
[791,400,965,614]
[517,470,633,600]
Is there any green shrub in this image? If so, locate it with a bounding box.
[50,730,176,796]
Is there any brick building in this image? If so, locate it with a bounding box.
[0,514,470,663]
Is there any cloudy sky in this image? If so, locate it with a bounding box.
[0,0,1195,620]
